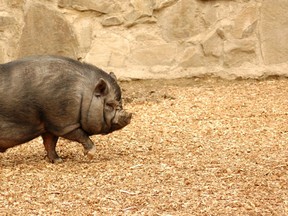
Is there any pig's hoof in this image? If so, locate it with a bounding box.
[45,155,63,163]
[45,155,63,164]
[86,146,96,160]
[51,157,63,164]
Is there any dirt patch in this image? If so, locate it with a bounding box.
[1,77,288,215]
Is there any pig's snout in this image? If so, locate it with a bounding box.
[112,110,132,130]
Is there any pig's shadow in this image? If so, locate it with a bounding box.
[0,151,46,166]
[0,147,130,166]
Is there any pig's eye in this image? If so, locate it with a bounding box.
[105,103,115,111]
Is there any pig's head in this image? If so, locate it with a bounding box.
[81,72,132,136]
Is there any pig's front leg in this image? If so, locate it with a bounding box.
[62,128,96,159]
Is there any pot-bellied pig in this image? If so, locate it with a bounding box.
[0,55,132,163]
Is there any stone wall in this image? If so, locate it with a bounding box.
[1,0,288,79]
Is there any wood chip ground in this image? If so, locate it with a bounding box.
[1,78,288,215]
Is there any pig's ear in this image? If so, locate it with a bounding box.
[94,78,108,96]
[109,72,117,81]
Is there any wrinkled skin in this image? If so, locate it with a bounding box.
[0,56,132,163]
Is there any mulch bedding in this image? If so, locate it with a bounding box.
[0,77,287,215]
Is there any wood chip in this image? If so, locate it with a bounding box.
[1,77,288,215]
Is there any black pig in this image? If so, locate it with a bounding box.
[0,56,132,163]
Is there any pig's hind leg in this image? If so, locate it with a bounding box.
[41,132,62,163]
[0,147,7,152]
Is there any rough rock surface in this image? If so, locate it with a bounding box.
[17,3,78,58]
[259,0,288,65]
[0,0,288,79]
